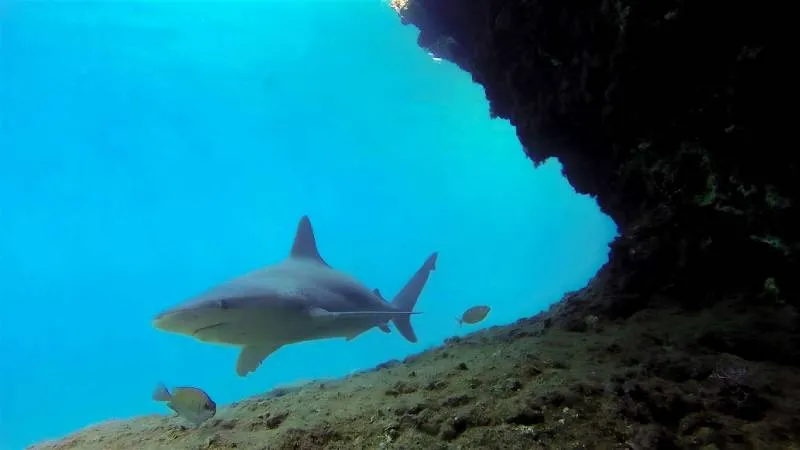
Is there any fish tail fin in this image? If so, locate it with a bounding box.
[152,382,172,402]
[390,252,438,343]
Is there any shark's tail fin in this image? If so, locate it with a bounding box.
[390,252,438,343]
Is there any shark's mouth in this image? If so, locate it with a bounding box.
[193,322,228,336]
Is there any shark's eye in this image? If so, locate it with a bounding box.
[219,300,229,310]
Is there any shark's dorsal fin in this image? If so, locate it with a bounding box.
[289,216,329,266]
[373,288,385,300]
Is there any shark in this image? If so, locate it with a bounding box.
[152,215,438,377]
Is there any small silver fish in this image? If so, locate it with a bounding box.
[457,305,491,326]
[152,382,216,426]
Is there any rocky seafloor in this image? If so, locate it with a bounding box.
[31,0,797,448]
[29,265,800,449]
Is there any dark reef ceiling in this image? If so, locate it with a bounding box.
[391,0,796,318]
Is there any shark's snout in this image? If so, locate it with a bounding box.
[152,308,194,333]
[152,296,252,343]
[152,303,218,335]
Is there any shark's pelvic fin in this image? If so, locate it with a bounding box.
[289,216,329,266]
[372,290,391,332]
[390,252,438,343]
[345,323,391,340]
[236,344,282,377]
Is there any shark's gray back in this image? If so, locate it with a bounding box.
[203,258,391,314]
[272,258,391,312]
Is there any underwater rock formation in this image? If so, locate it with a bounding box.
[391,0,797,352]
[28,303,800,449]
[31,0,799,448]
[391,0,795,315]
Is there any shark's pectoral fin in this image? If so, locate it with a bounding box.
[236,344,281,377]
[345,322,390,341]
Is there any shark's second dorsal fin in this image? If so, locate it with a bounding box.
[290,216,329,266]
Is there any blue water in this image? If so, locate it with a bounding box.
[0,1,616,448]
